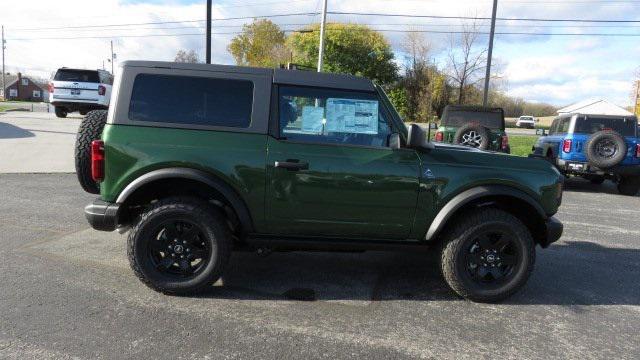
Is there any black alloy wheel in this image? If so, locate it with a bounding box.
[463,231,519,285]
[148,220,211,278]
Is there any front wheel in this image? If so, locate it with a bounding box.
[440,208,535,303]
[127,197,232,295]
[54,106,67,118]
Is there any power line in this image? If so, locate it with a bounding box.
[327,11,640,23]
[9,10,640,32]
[8,28,640,41]
[11,13,318,31]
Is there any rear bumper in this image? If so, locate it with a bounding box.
[556,159,640,177]
[51,101,108,110]
[84,199,119,231]
[541,216,563,248]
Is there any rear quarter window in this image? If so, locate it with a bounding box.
[54,69,100,83]
[128,74,254,128]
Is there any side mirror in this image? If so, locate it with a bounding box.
[536,128,547,136]
[388,132,401,150]
[407,124,435,151]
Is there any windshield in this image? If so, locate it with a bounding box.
[574,116,637,136]
[443,110,504,129]
[54,69,100,83]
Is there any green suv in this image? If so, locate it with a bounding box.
[434,105,510,153]
[81,61,563,302]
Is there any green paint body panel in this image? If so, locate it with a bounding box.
[100,124,270,230]
[100,123,562,240]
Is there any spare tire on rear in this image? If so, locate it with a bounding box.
[454,124,490,150]
[75,110,107,194]
[585,130,627,169]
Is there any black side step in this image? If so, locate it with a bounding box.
[245,235,432,252]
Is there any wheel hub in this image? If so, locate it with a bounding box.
[461,131,483,147]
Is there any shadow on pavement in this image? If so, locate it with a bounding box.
[563,177,621,195]
[0,122,35,139]
[192,240,639,306]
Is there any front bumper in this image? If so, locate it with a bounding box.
[84,199,119,231]
[540,216,563,248]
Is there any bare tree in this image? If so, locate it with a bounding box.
[174,49,199,63]
[401,32,434,121]
[447,22,487,104]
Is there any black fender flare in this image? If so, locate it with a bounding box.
[116,167,254,233]
[424,185,546,241]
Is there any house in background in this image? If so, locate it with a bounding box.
[557,99,633,116]
[1,73,49,102]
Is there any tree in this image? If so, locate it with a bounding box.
[174,49,199,63]
[287,23,398,84]
[447,22,487,104]
[228,19,288,67]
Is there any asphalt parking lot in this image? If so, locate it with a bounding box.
[1,112,639,359]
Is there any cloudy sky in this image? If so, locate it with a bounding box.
[2,0,639,107]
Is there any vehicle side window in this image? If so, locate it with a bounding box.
[129,74,253,128]
[278,86,392,147]
[550,118,569,135]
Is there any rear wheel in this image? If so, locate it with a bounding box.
[617,176,640,196]
[440,208,535,302]
[75,110,108,194]
[54,106,67,118]
[127,197,231,295]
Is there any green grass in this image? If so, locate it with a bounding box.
[509,135,538,157]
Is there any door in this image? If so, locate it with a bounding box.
[265,85,421,239]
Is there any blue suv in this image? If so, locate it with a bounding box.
[532,113,640,196]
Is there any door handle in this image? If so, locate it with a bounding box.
[274,160,309,171]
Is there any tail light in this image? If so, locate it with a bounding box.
[562,139,572,153]
[48,82,54,93]
[98,85,106,96]
[501,135,509,150]
[91,140,105,182]
[636,144,640,158]
[435,131,444,142]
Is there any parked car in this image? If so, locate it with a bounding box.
[434,105,510,153]
[78,61,563,303]
[532,113,640,195]
[49,68,113,118]
[516,115,536,129]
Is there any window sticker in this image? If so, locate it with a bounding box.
[301,105,325,133]
[326,98,378,134]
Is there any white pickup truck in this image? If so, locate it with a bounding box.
[49,68,113,118]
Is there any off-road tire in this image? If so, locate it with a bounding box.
[127,197,232,295]
[585,130,627,169]
[74,110,107,194]
[454,124,491,150]
[440,208,535,302]
[54,106,67,118]
[617,176,640,196]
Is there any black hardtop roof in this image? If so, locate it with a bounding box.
[443,105,504,114]
[120,60,375,92]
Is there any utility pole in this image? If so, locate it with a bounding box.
[1,26,5,100]
[316,0,328,72]
[206,0,212,64]
[483,0,498,106]
[634,80,640,116]
[110,40,114,74]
